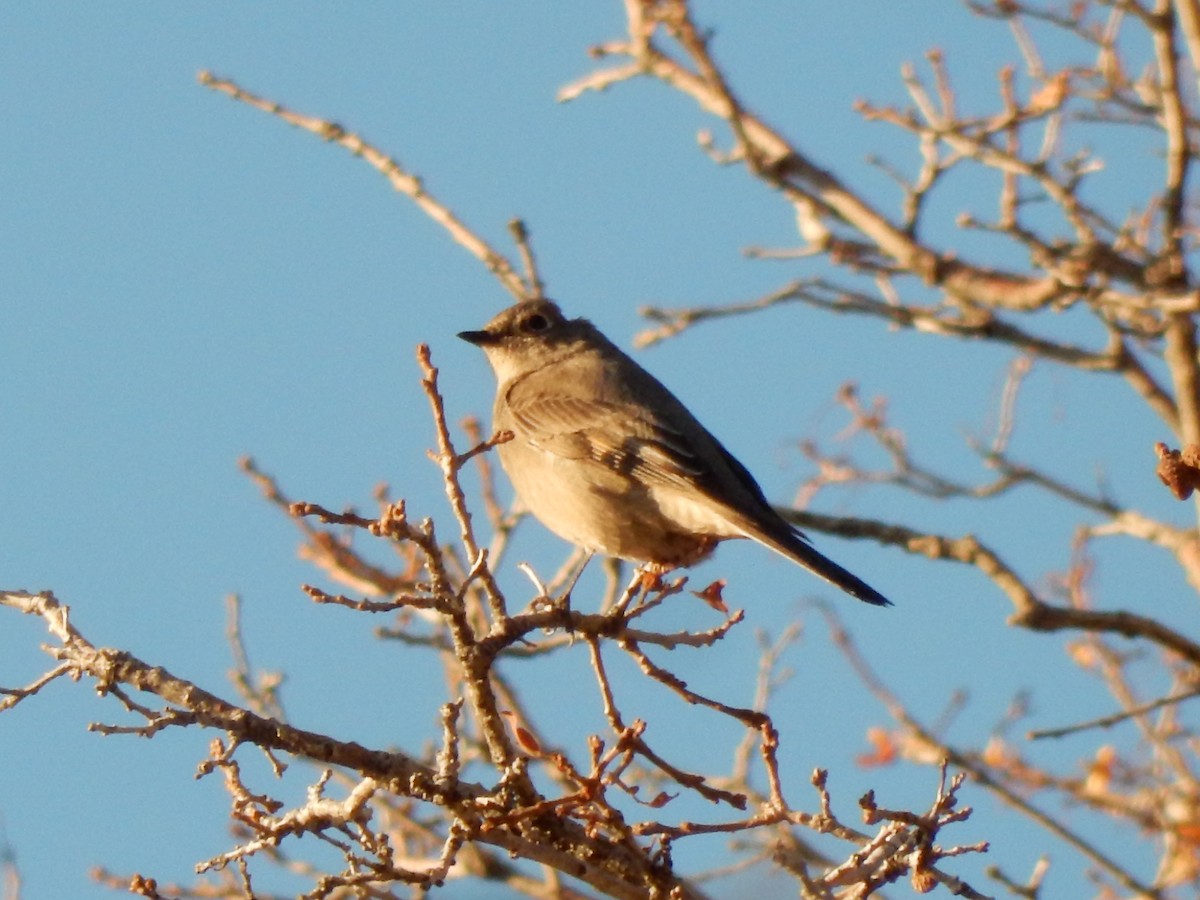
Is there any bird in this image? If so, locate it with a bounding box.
[458,299,890,606]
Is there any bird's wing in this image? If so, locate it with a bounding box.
[505,387,706,489]
[503,362,775,514]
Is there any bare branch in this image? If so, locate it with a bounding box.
[197,71,530,301]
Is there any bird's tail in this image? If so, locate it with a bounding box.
[748,522,891,607]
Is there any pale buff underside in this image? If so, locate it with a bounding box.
[498,437,744,566]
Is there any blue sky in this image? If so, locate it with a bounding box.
[1,4,1188,898]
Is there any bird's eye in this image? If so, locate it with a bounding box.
[521,313,551,333]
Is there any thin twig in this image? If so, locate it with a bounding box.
[197,71,529,301]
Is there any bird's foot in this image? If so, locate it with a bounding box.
[638,568,666,593]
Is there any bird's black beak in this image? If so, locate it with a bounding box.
[457,329,496,347]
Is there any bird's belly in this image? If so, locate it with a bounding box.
[500,444,737,566]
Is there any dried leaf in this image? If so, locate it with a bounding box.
[1084,744,1117,794]
[911,868,937,893]
[646,791,675,809]
[1156,442,1200,500]
[981,736,1015,768]
[856,726,897,767]
[502,711,542,755]
[692,579,728,612]
[1028,71,1069,113]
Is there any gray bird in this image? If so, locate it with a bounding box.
[459,299,889,606]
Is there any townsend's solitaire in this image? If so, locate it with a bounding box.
[459,299,889,606]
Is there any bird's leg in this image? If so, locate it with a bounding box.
[552,551,593,612]
[643,566,671,592]
[517,562,553,611]
[611,563,666,616]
